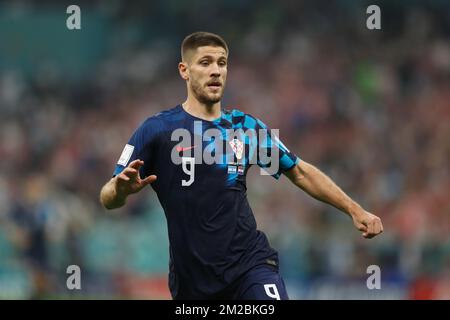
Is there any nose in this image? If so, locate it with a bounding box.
[210,62,221,77]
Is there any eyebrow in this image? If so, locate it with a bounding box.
[197,55,227,61]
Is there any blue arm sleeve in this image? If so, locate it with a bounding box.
[254,117,300,180]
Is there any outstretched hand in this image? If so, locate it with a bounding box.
[352,209,383,239]
[115,159,157,196]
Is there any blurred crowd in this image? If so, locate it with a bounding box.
[0,0,449,299]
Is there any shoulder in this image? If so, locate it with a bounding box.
[139,105,183,131]
[222,107,267,129]
[152,105,183,120]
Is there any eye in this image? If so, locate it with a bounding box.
[200,61,209,66]
[219,61,227,67]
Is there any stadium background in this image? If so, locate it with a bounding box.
[0,0,449,299]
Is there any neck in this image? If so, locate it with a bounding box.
[182,94,221,121]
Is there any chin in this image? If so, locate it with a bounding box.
[200,93,222,104]
[209,97,222,104]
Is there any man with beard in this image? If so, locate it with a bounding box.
[100,31,383,300]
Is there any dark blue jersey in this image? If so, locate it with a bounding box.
[113,104,300,299]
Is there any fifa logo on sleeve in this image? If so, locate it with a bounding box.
[264,284,281,300]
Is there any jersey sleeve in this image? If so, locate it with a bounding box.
[254,116,300,180]
[112,116,161,178]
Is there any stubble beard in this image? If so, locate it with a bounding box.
[190,79,224,105]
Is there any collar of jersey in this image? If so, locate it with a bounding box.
[179,104,223,124]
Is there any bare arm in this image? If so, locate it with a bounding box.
[100,159,157,210]
[284,160,383,238]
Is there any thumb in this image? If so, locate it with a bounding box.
[142,175,157,185]
[355,221,367,232]
[357,224,368,232]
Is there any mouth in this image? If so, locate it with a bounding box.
[206,81,222,90]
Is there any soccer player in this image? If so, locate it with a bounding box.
[99,31,383,300]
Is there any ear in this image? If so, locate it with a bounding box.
[178,62,189,81]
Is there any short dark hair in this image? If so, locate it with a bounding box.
[181,31,228,61]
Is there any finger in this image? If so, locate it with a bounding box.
[129,159,144,170]
[364,219,384,238]
[116,173,130,182]
[366,220,375,237]
[142,175,157,185]
[362,220,373,238]
[373,220,382,235]
[363,231,375,239]
[357,224,367,232]
[378,219,384,233]
[122,167,138,178]
[356,221,367,232]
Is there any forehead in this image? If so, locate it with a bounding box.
[192,46,227,60]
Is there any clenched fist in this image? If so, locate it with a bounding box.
[351,209,383,239]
